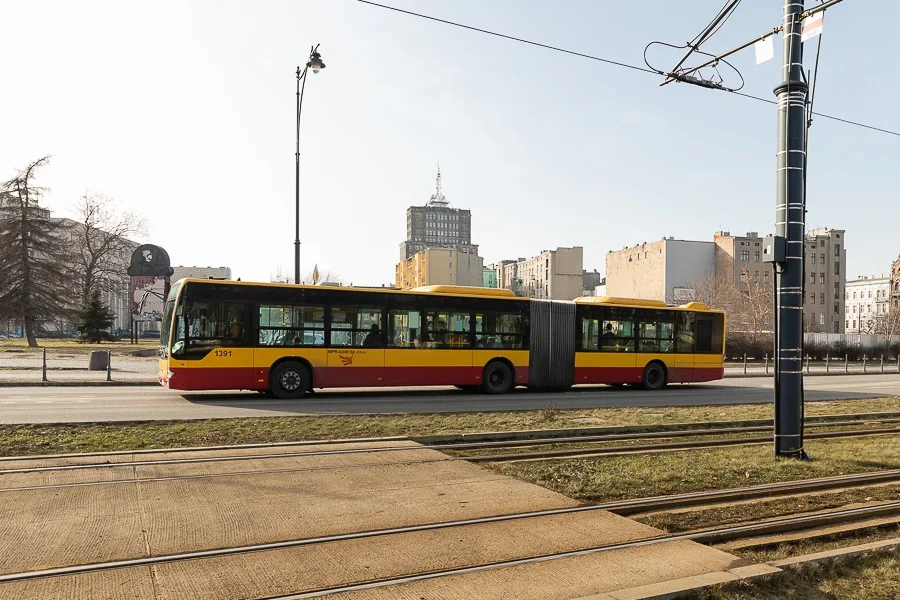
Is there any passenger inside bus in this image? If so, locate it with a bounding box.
[363,324,382,347]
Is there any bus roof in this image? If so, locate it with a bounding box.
[177,279,527,300]
[574,296,716,312]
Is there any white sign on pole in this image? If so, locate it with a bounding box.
[801,13,824,42]
[754,35,774,64]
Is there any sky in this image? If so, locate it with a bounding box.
[2,0,897,285]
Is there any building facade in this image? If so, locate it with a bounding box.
[803,228,846,333]
[845,276,890,334]
[395,248,484,289]
[606,238,715,304]
[582,269,604,296]
[491,247,583,300]
[172,266,232,282]
[482,267,497,288]
[399,167,477,261]
[606,229,846,333]
[892,256,900,310]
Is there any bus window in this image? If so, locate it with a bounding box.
[447,313,471,348]
[600,309,634,352]
[389,310,420,347]
[422,312,450,348]
[179,301,246,358]
[582,318,599,351]
[676,312,695,353]
[475,313,525,349]
[637,311,675,353]
[331,308,382,347]
[258,305,325,347]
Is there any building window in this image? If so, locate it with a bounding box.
[820,253,825,265]
[740,250,749,262]
[820,273,825,284]
[810,273,816,284]
[819,314,825,325]
[764,271,770,284]
[834,262,840,275]
[809,312,816,324]
[834,303,839,314]
[809,293,815,304]
[820,293,825,305]
[754,271,760,282]
[833,321,840,333]
[644,251,648,259]
[811,254,816,265]
[868,290,872,298]
[853,292,857,299]
[835,244,840,256]
[820,240,825,248]
[852,320,857,329]
[846,320,850,328]
[754,251,760,262]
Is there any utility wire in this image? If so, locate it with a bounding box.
[356,0,658,76]
[356,0,900,138]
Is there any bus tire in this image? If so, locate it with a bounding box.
[642,362,667,391]
[482,361,514,395]
[270,361,311,399]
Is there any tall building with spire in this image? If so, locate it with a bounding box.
[399,164,477,260]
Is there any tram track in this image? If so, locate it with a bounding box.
[3,491,899,591]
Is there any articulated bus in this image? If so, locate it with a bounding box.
[159,279,725,398]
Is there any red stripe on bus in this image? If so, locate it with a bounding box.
[166,364,530,391]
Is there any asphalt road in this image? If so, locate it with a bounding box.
[0,374,899,423]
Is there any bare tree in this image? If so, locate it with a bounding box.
[872,309,900,345]
[693,269,773,344]
[0,157,75,346]
[68,191,145,306]
[302,268,342,285]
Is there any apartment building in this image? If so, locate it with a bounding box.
[804,228,846,333]
[482,268,498,288]
[606,237,715,303]
[845,276,890,334]
[395,248,484,289]
[491,247,583,300]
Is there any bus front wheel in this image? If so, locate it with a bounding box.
[642,362,667,391]
[482,361,514,395]
[271,361,311,399]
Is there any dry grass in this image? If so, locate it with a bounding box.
[494,435,900,502]
[2,397,900,457]
[691,550,900,599]
[736,524,900,563]
[0,339,156,354]
[637,485,900,533]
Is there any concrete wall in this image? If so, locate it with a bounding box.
[605,240,667,301]
[664,241,715,304]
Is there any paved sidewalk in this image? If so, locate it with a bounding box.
[0,439,762,600]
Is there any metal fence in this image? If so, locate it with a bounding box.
[804,333,900,350]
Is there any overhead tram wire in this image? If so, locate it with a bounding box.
[356,0,900,139]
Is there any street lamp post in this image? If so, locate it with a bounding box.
[295,44,325,285]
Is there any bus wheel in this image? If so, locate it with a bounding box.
[271,361,311,399]
[642,362,667,391]
[482,361,513,395]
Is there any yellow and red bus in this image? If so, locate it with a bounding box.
[158,279,725,398]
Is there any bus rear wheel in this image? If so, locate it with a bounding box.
[270,361,311,399]
[642,362,667,391]
[482,361,514,395]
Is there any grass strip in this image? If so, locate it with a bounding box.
[690,549,900,599]
[494,436,900,502]
[2,397,900,457]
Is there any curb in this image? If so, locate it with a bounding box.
[2,369,896,388]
